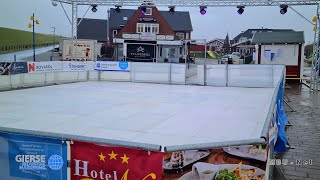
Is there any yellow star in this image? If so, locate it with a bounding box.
[98,153,106,162]
[120,154,129,164]
[108,151,118,160]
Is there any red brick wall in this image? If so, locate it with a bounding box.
[116,7,175,37]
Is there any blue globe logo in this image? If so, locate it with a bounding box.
[119,62,128,70]
[48,155,64,170]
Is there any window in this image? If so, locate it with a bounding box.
[186,33,190,40]
[176,32,184,40]
[136,23,159,34]
[113,30,117,37]
[145,8,152,15]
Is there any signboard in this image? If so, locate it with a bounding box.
[62,61,94,72]
[95,61,130,72]
[127,44,155,60]
[0,132,67,180]
[0,62,11,75]
[27,62,62,73]
[10,62,28,75]
[70,141,163,180]
[62,40,96,61]
[138,17,157,22]
[141,33,157,41]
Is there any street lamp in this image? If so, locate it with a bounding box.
[51,27,56,59]
[28,13,40,62]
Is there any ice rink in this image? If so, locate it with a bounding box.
[0,81,275,149]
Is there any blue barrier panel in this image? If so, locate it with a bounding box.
[0,132,67,180]
[274,78,289,154]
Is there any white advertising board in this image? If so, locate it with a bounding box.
[62,61,95,71]
[27,62,62,73]
[62,39,97,61]
[95,61,130,72]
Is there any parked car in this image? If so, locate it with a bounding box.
[221,55,234,64]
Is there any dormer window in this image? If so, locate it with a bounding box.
[145,8,152,15]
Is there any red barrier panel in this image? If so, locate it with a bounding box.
[70,141,163,180]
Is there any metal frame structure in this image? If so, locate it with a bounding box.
[52,0,320,91]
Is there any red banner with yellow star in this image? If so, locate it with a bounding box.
[70,141,163,180]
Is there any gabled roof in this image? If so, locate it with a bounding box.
[252,31,305,44]
[109,9,135,30]
[207,38,224,44]
[109,8,193,32]
[159,11,193,31]
[77,18,108,42]
[233,29,294,41]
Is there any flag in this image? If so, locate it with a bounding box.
[71,141,163,180]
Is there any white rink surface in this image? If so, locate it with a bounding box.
[0,82,275,148]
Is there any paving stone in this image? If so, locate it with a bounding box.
[279,84,320,180]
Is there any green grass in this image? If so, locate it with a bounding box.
[190,51,222,59]
[0,27,61,54]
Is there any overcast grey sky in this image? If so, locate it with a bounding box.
[0,0,317,44]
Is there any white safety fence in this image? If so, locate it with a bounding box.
[131,63,186,84]
[0,61,186,90]
[194,64,285,88]
[0,61,285,91]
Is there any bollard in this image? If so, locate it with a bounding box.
[14,54,16,62]
[50,56,53,61]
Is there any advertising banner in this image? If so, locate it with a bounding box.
[70,141,163,180]
[62,61,95,72]
[0,62,12,75]
[127,44,155,60]
[0,132,67,180]
[95,61,130,72]
[163,147,267,180]
[27,62,63,73]
[10,62,28,75]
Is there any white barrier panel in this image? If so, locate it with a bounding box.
[22,73,46,86]
[95,61,130,71]
[62,61,95,71]
[45,73,56,84]
[54,72,82,83]
[272,65,286,86]
[132,62,170,84]
[10,74,23,88]
[100,71,131,82]
[78,71,88,81]
[0,76,11,89]
[206,65,227,87]
[171,64,186,85]
[228,65,274,88]
[197,65,204,85]
[88,71,99,81]
[27,61,62,73]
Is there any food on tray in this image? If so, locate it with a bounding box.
[228,162,265,180]
[224,144,267,161]
[247,144,266,157]
[202,170,214,174]
[215,168,238,180]
[164,150,210,170]
[170,151,184,168]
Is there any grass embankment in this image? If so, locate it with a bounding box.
[0,27,60,54]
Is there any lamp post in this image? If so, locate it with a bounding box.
[51,27,56,58]
[28,13,40,62]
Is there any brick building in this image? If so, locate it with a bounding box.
[110,3,193,62]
